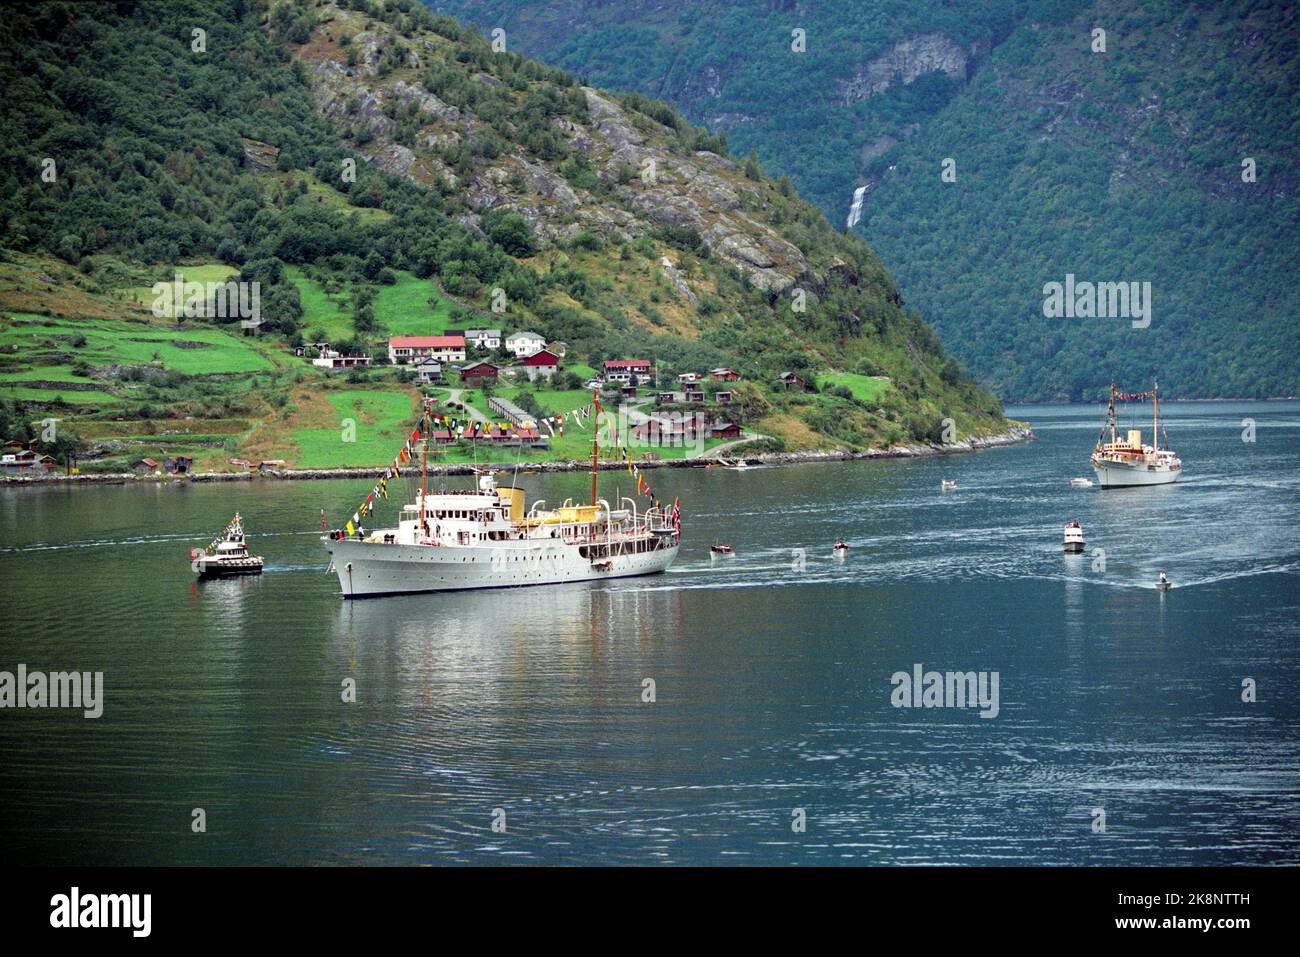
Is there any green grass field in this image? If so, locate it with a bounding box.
[820,372,892,403]
[123,263,240,317]
[291,268,459,340]
[496,383,595,414]
[294,176,393,225]
[0,314,274,375]
[287,266,353,342]
[0,384,118,405]
[292,390,419,467]
[0,363,97,383]
[374,271,457,336]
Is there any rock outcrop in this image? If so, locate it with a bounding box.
[295,12,820,294]
[840,33,969,104]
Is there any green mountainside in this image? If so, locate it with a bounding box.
[0,0,1006,471]
[434,0,1299,400]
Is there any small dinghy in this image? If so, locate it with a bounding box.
[1070,477,1094,488]
[710,543,734,556]
[1062,520,1085,553]
[833,539,849,555]
[191,513,263,578]
[1155,571,1172,591]
[941,479,957,491]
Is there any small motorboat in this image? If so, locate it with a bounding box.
[1062,520,1085,553]
[1156,571,1172,591]
[710,543,734,556]
[191,513,263,578]
[833,539,850,555]
[1070,477,1094,488]
[941,479,957,491]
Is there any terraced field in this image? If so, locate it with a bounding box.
[0,314,274,376]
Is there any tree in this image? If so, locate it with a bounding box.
[484,210,536,257]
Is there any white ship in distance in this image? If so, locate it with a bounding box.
[1090,381,1182,487]
[323,395,680,597]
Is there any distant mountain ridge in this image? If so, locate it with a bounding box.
[432,0,1299,400]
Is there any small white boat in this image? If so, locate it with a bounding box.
[1070,477,1094,488]
[192,513,263,578]
[941,479,957,491]
[1156,571,1172,591]
[1063,521,1085,553]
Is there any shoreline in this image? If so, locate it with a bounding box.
[2,426,1035,486]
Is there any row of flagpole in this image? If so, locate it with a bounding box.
[199,514,242,555]
[334,393,680,537]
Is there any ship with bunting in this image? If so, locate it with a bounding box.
[322,393,681,597]
[1090,381,1182,488]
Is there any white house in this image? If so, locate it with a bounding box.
[464,328,502,350]
[413,358,442,383]
[604,359,652,384]
[312,348,370,370]
[505,331,546,358]
[388,335,466,364]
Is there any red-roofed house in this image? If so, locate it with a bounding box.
[520,349,559,381]
[389,335,466,364]
[604,359,651,384]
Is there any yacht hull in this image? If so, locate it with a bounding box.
[325,537,678,597]
[195,558,263,578]
[1090,459,1180,488]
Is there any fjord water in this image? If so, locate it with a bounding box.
[1,401,1296,866]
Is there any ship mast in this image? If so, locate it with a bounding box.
[590,390,601,507]
[1109,382,1117,446]
[1152,380,1159,450]
[420,400,429,533]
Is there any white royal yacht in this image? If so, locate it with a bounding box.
[1090,382,1182,488]
[323,397,680,597]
